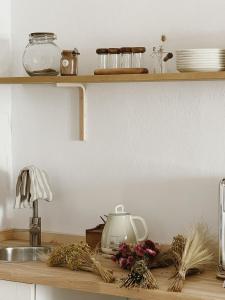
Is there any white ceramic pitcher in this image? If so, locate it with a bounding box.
[101,204,148,254]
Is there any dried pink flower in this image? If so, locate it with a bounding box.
[127,255,135,268]
[134,244,145,257]
[119,243,132,257]
[145,248,157,257]
[119,257,127,268]
[144,240,157,250]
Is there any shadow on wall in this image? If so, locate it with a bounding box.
[0,38,11,76]
[120,175,220,241]
[65,174,220,242]
[0,169,12,228]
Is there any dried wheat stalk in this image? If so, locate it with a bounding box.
[170,234,186,270]
[42,243,114,283]
[168,224,214,292]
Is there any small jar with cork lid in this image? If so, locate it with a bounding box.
[96,48,108,69]
[60,49,80,76]
[132,47,146,68]
[120,47,132,68]
[108,48,120,68]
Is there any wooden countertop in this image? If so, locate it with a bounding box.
[0,230,224,300]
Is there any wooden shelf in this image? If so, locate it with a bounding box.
[1,72,225,84]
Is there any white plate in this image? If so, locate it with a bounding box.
[176,61,225,65]
[176,55,225,60]
[176,59,225,63]
[176,61,225,66]
[176,52,225,54]
[177,67,225,72]
[177,54,225,58]
[177,65,225,69]
[177,66,225,70]
[176,60,225,65]
[176,53,225,58]
[177,64,225,68]
[176,48,225,53]
[176,57,225,60]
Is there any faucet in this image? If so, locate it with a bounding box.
[30,200,41,247]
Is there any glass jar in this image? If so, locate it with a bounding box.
[120,47,132,68]
[96,48,108,69]
[108,48,120,68]
[132,47,146,68]
[23,32,61,76]
[60,48,80,76]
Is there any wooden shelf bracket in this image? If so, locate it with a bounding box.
[56,83,87,141]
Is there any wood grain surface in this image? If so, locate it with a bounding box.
[0,230,223,300]
[0,72,225,84]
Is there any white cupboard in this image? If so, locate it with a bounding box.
[0,280,35,300]
[0,281,126,300]
[36,285,124,300]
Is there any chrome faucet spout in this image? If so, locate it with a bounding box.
[33,199,38,218]
[30,200,41,247]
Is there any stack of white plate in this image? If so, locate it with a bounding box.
[176,49,225,72]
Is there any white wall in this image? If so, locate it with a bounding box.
[10,0,225,243]
[0,0,12,229]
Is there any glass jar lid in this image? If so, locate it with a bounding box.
[108,48,121,54]
[29,32,57,41]
[96,48,108,54]
[120,47,132,53]
[62,48,80,56]
[132,47,146,53]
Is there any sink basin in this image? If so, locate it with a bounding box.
[0,246,51,262]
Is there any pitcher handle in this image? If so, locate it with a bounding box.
[131,216,148,242]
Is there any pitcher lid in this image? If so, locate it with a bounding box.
[110,204,130,215]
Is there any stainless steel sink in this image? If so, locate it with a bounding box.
[0,246,51,262]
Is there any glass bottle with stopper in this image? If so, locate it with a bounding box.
[151,34,173,73]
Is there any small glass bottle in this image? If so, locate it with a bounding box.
[120,47,132,68]
[108,48,120,68]
[96,48,108,69]
[132,47,146,68]
[60,48,80,76]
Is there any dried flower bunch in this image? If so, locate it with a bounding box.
[120,260,159,290]
[47,242,114,283]
[113,240,159,270]
[168,224,214,292]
